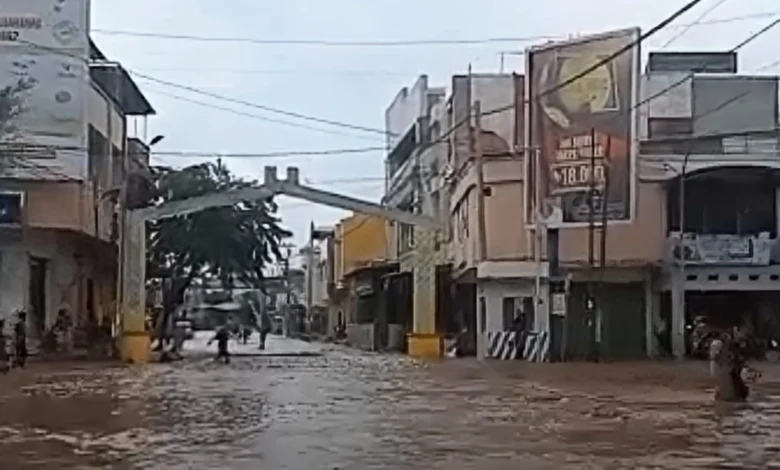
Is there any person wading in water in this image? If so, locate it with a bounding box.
[707,325,758,402]
[0,319,9,373]
[208,325,231,364]
[13,310,28,369]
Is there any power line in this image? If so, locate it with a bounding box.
[733,16,780,49]
[626,15,780,118]
[91,31,560,47]
[89,12,778,47]
[0,141,387,160]
[411,1,779,163]
[469,5,780,129]
[17,39,392,139]
[130,71,391,137]
[141,86,386,143]
[150,147,385,159]
[480,0,705,119]
[662,0,731,47]
[135,67,416,77]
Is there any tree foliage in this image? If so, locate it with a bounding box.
[0,78,36,172]
[147,160,292,311]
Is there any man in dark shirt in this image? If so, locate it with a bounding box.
[14,310,27,368]
[208,326,231,364]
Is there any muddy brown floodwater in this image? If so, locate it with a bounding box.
[1,344,780,469]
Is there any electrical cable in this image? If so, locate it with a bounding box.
[17,39,393,139]
[151,147,385,159]
[17,4,772,151]
[130,71,391,137]
[89,12,778,47]
[461,10,780,132]
[662,0,731,47]
[0,142,387,159]
[140,86,386,143]
[479,0,705,119]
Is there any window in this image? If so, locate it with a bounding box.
[454,196,470,242]
[502,297,516,330]
[501,296,535,331]
[0,192,22,225]
[397,223,415,254]
[648,117,692,138]
[111,145,123,188]
[87,125,109,185]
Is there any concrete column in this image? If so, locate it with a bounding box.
[534,281,550,334]
[775,188,780,237]
[670,269,686,359]
[119,210,150,364]
[476,285,485,360]
[408,227,442,358]
[644,277,658,357]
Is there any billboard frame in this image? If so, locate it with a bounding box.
[523,27,641,229]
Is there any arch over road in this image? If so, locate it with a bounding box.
[118,165,444,363]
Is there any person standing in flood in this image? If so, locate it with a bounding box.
[207,325,231,364]
[709,326,752,402]
[0,319,9,373]
[13,310,28,369]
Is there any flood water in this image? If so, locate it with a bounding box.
[1,343,780,469]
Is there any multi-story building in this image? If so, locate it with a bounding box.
[0,2,154,349]
[639,51,780,359]
[383,76,451,356]
[518,34,780,361]
[445,73,533,356]
[318,213,401,348]
[384,30,780,362]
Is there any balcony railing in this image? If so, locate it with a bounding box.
[666,232,776,266]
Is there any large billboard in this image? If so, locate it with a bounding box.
[0,0,90,172]
[525,28,639,226]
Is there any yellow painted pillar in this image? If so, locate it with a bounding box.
[407,227,443,358]
[119,210,151,364]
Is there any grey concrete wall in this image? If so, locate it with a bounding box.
[387,324,405,351]
[346,323,375,351]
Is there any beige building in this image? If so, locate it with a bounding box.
[384,45,780,361]
[0,29,154,350]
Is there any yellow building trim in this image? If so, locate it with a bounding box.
[407,333,443,358]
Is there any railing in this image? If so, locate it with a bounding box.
[665,232,777,266]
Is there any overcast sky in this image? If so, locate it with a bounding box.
[90,0,780,245]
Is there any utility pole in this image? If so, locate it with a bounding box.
[532,146,544,337]
[306,221,314,333]
[673,153,690,359]
[597,138,611,361]
[599,139,611,273]
[281,243,293,337]
[587,128,597,361]
[474,100,487,262]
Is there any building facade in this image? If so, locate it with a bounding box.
[383,76,450,356]
[381,30,780,362]
[639,51,780,359]
[445,73,537,358]
[319,213,399,348]
[0,2,154,351]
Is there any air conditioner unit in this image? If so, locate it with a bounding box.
[0,191,23,226]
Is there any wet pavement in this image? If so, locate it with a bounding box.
[2,337,780,469]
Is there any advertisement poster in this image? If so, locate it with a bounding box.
[526,28,639,226]
[0,0,90,170]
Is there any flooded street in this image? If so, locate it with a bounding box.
[2,339,780,469]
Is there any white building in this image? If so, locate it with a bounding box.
[0,1,155,346]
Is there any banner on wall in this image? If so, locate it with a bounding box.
[0,0,90,176]
[525,28,639,226]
